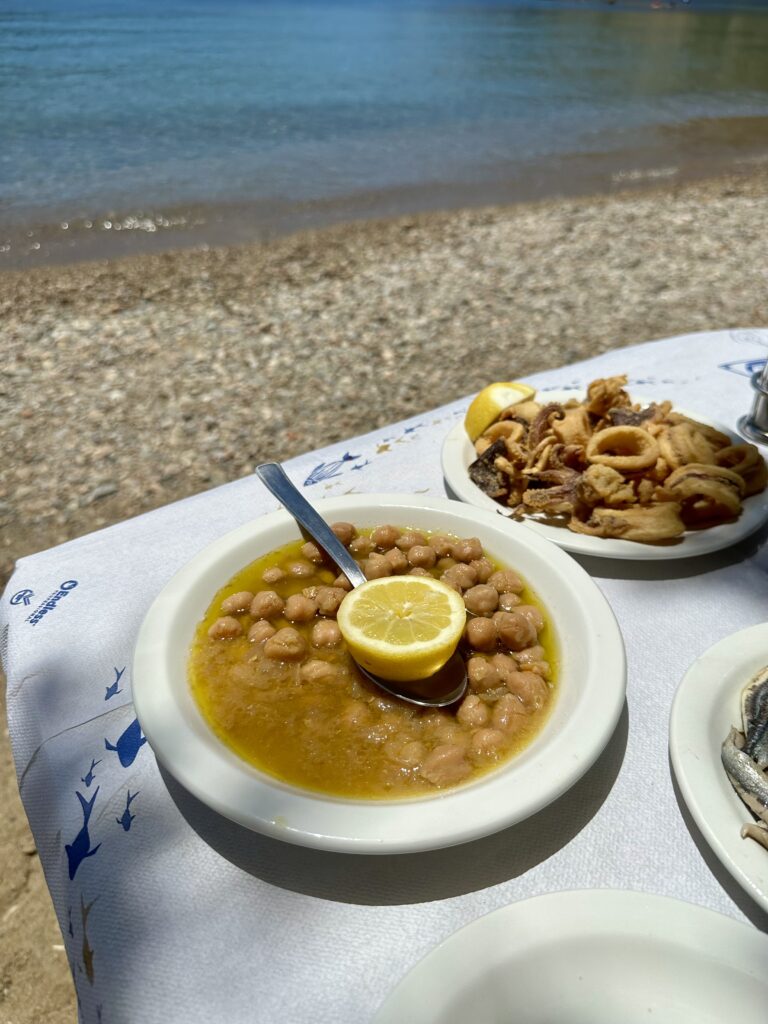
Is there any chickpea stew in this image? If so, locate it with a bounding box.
[189,524,558,798]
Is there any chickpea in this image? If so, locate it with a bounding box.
[470,728,505,756]
[385,739,426,768]
[452,537,483,563]
[409,567,432,577]
[331,521,356,546]
[436,556,457,573]
[492,693,527,731]
[467,656,502,692]
[301,541,325,564]
[221,591,254,615]
[420,744,471,786]
[364,553,393,579]
[457,694,490,728]
[250,590,285,620]
[262,566,285,585]
[349,535,375,557]
[264,627,307,661]
[469,557,494,583]
[499,592,522,612]
[506,670,549,710]
[463,584,499,617]
[300,659,340,685]
[340,700,371,727]
[371,525,401,549]
[465,617,497,652]
[428,534,454,558]
[311,619,342,648]
[407,544,437,569]
[515,604,545,633]
[488,570,524,595]
[517,645,550,678]
[208,616,242,640]
[395,529,427,551]
[433,722,469,748]
[489,652,518,686]
[333,574,353,591]
[384,547,409,573]
[494,610,538,651]
[248,620,276,644]
[441,563,477,591]
[315,586,346,616]
[286,559,315,578]
[284,594,318,623]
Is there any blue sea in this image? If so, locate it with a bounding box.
[3,0,768,264]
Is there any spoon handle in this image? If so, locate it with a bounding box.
[255,463,368,589]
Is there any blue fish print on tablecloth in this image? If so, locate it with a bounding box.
[351,459,370,471]
[81,758,101,788]
[105,718,147,768]
[720,358,766,378]
[65,788,101,880]
[68,905,74,937]
[116,790,139,832]
[303,452,360,486]
[104,666,125,701]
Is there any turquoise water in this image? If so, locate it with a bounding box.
[2,0,768,263]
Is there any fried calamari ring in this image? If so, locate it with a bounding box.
[657,424,717,469]
[586,426,659,473]
[714,444,768,497]
[568,502,685,543]
[665,463,744,523]
[665,413,731,450]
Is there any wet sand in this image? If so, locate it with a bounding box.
[3,168,768,1022]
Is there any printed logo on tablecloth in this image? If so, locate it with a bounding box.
[10,588,34,606]
[23,579,79,625]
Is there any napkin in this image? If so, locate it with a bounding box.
[3,328,768,1023]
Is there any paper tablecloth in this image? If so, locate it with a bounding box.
[4,328,768,1023]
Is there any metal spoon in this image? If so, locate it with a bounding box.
[255,462,468,707]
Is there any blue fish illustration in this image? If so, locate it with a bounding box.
[65,788,101,880]
[81,895,97,984]
[351,459,370,471]
[105,666,125,701]
[68,905,74,937]
[105,718,147,767]
[720,358,766,378]
[303,452,359,486]
[81,758,101,787]
[403,423,424,434]
[116,790,139,831]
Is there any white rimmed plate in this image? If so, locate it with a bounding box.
[133,494,625,854]
[374,889,768,1023]
[670,622,768,914]
[442,391,768,560]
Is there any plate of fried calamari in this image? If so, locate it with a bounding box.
[442,375,768,560]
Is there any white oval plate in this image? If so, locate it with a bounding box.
[133,494,625,854]
[374,889,768,1023]
[670,622,768,914]
[442,391,768,560]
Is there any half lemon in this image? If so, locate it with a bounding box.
[464,381,537,442]
[336,576,467,682]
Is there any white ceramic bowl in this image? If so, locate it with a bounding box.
[133,494,626,854]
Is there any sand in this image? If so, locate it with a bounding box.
[2,169,768,1022]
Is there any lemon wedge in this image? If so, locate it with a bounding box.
[463,381,537,442]
[336,576,467,682]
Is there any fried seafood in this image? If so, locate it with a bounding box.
[467,374,767,545]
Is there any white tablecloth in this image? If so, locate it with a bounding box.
[4,328,768,1023]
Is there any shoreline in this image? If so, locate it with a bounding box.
[3,165,768,589]
[3,114,768,271]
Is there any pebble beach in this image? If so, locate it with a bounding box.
[3,169,768,1021]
